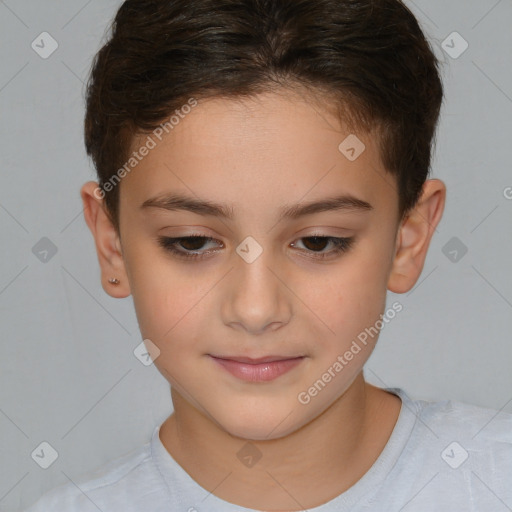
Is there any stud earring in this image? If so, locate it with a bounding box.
[108,278,120,285]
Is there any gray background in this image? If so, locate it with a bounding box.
[1,0,511,510]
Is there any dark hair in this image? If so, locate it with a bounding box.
[84,0,444,234]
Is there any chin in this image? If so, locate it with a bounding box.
[210,405,305,441]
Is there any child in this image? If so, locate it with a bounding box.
[24,0,511,510]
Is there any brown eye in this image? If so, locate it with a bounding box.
[291,236,354,259]
[301,236,330,251]
[176,237,209,251]
[157,235,222,260]
[157,234,354,262]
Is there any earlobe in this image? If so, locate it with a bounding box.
[387,179,446,294]
[80,181,131,298]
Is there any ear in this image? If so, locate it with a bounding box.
[80,181,131,298]
[387,179,446,294]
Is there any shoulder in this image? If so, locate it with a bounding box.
[22,440,167,512]
[390,389,512,507]
[412,392,512,444]
[417,394,512,472]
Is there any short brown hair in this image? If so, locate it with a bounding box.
[84,0,444,234]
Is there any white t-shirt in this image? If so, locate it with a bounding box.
[22,387,512,511]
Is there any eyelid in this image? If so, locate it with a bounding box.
[157,228,353,245]
[156,232,355,261]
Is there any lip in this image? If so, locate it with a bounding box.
[209,355,305,382]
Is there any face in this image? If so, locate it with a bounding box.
[115,89,402,439]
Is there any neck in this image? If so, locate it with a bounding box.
[159,373,401,510]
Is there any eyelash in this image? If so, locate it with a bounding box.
[156,233,354,261]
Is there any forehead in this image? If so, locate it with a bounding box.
[120,90,398,221]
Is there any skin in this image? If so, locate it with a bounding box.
[81,88,445,511]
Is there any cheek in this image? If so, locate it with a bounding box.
[134,283,202,343]
[306,244,391,349]
[124,242,202,341]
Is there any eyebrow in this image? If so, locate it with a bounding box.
[140,192,373,221]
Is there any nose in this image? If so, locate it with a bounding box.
[221,246,292,335]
